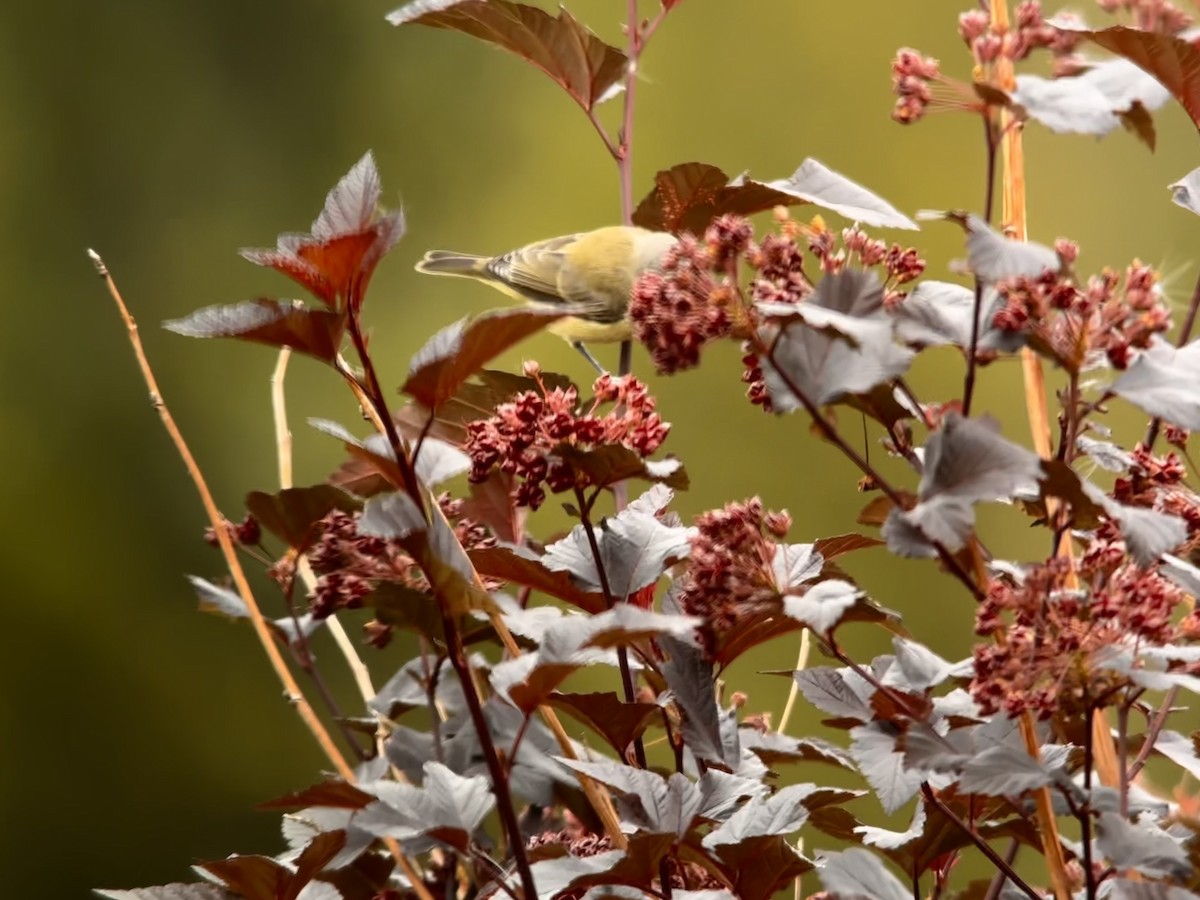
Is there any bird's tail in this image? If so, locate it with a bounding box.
[414,250,490,277]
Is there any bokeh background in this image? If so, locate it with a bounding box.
[4,0,1199,895]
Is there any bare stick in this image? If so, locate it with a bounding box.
[271,348,387,757]
[92,251,432,900]
[776,627,812,735]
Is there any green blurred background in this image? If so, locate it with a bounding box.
[4,0,1199,895]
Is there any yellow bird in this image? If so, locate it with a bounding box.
[415,225,678,371]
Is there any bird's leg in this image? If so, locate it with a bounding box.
[572,341,608,375]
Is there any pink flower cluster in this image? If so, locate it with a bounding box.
[991,255,1171,371]
[464,371,670,510]
[303,495,496,646]
[971,544,1194,718]
[1116,444,1200,541]
[1097,0,1193,33]
[677,497,793,647]
[958,2,1077,65]
[630,232,734,374]
[630,214,925,410]
[891,48,942,124]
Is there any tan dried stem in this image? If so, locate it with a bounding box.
[91,252,431,900]
[776,628,812,736]
[271,349,391,763]
[987,5,1081,898]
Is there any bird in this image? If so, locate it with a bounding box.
[414,225,678,372]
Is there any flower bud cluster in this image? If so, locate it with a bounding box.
[465,372,670,510]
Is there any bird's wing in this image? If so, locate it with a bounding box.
[485,234,580,306]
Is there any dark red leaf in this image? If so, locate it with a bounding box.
[388,0,628,112]
[198,857,288,900]
[553,443,689,492]
[459,472,524,544]
[240,152,404,309]
[290,832,348,899]
[813,532,884,560]
[394,369,576,448]
[1118,99,1157,150]
[1039,459,1106,529]
[245,485,361,552]
[311,420,410,493]
[857,495,897,527]
[401,308,568,410]
[1077,26,1200,130]
[319,853,395,900]
[163,299,346,364]
[327,454,393,498]
[547,690,661,755]
[709,835,813,900]
[711,611,803,667]
[257,780,376,811]
[469,545,606,612]
[633,162,803,235]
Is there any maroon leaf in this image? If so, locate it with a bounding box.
[327,454,393,498]
[1038,459,1105,529]
[311,419,410,493]
[819,848,910,900]
[883,413,1042,557]
[547,690,660,755]
[552,443,690,493]
[707,833,813,900]
[710,609,803,668]
[245,485,361,552]
[388,0,628,112]
[257,780,375,811]
[402,308,568,410]
[240,152,404,310]
[468,545,606,612]
[1077,26,1200,131]
[291,832,349,899]
[366,582,448,643]
[813,532,884,560]
[633,162,804,235]
[542,497,695,599]
[459,472,524,544]
[163,299,346,363]
[1118,99,1158,150]
[527,833,675,898]
[357,763,495,854]
[198,856,288,900]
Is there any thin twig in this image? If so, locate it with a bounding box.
[776,628,812,735]
[441,609,537,900]
[962,115,999,418]
[1129,685,1179,781]
[280,574,370,762]
[1081,705,1097,900]
[755,329,984,602]
[922,785,1042,900]
[575,487,649,769]
[91,250,432,900]
[1117,695,1135,817]
[92,248,353,777]
[273,348,388,760]
[981,839,1021,900]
